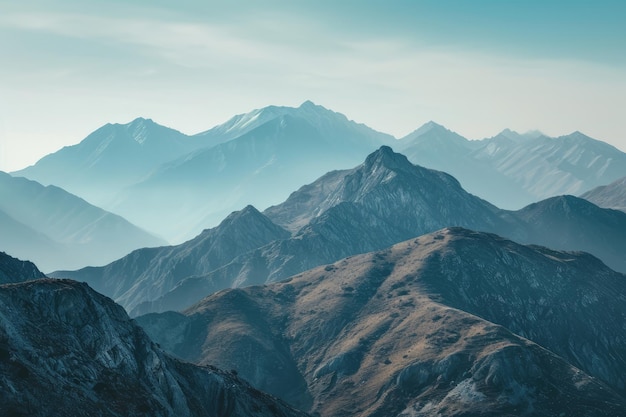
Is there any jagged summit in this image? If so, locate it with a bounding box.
[362,145,414,173]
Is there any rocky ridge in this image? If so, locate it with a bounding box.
[138,228,626,417]
[0,278,308,417]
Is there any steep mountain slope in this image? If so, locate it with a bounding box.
[13,118,201,207]
[0,252,46,284]
[138,228,626,417]
[399,125,626,209]
[124,146,510,314]
[52,205,290,313]
[111,102,394,241]
[580,175,626,212]
[77,146,626,316]
[0,279,308,417]
[0,172,166,271]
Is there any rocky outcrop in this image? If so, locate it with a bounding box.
[0,251,46,284]
[0,279,308,417]
[138,228,626,416]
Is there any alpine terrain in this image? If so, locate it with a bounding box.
[138,228,626,417]
[53,146,626,315]
[0,278,309,417]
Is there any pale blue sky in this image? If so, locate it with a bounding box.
[1,0,625,171]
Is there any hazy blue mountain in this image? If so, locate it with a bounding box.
[580,175,626,212]
[59,146,626,315]
[512,195,626,273]
[128,146,513,314]
[399,125,626,209]
[12,117,206,207]
[0,209,65,272]
[137,228,626,417]
[0,278,308,417]
[110,102,394,241]
[0,172,165,271]
[52,205,289,313]
[13,102,625,240]
[0,251,46,285]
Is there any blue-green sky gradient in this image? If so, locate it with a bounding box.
[1,0,625,170]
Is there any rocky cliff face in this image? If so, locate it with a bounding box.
[0,251,46,284]
[0,279,308,417]
[138,228,626,417]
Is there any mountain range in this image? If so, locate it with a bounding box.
[53,146,626,316]
[16,102,393,242]
[137,228,626,417]
[14,102,626,242]
[0,275,308,417]
[0,171,165,271]
[398,123,626,209]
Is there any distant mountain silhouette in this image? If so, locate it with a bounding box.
[580,175,626,212]
[14,103,626,240]
[13,117,203,207]
[399,124,626,209]
[109,102,394,241]
[138,228,626,417]
[0,172,165,271]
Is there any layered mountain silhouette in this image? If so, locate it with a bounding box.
[54,205,290,313]
[110,102,394,241]
[12,118,204,207]
[0,172,165,271]
[138,228,626,417]
[17,101,624,242]
[0,278,308,417]
[54,146,626,316]
[398,123,626,209]
[15,102,393,242]
[0,251,46,285]
[580,175,626,212]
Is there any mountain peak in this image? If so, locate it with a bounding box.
[363,145,413,172]
[299,100,317,109]
[411,120,447,137]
